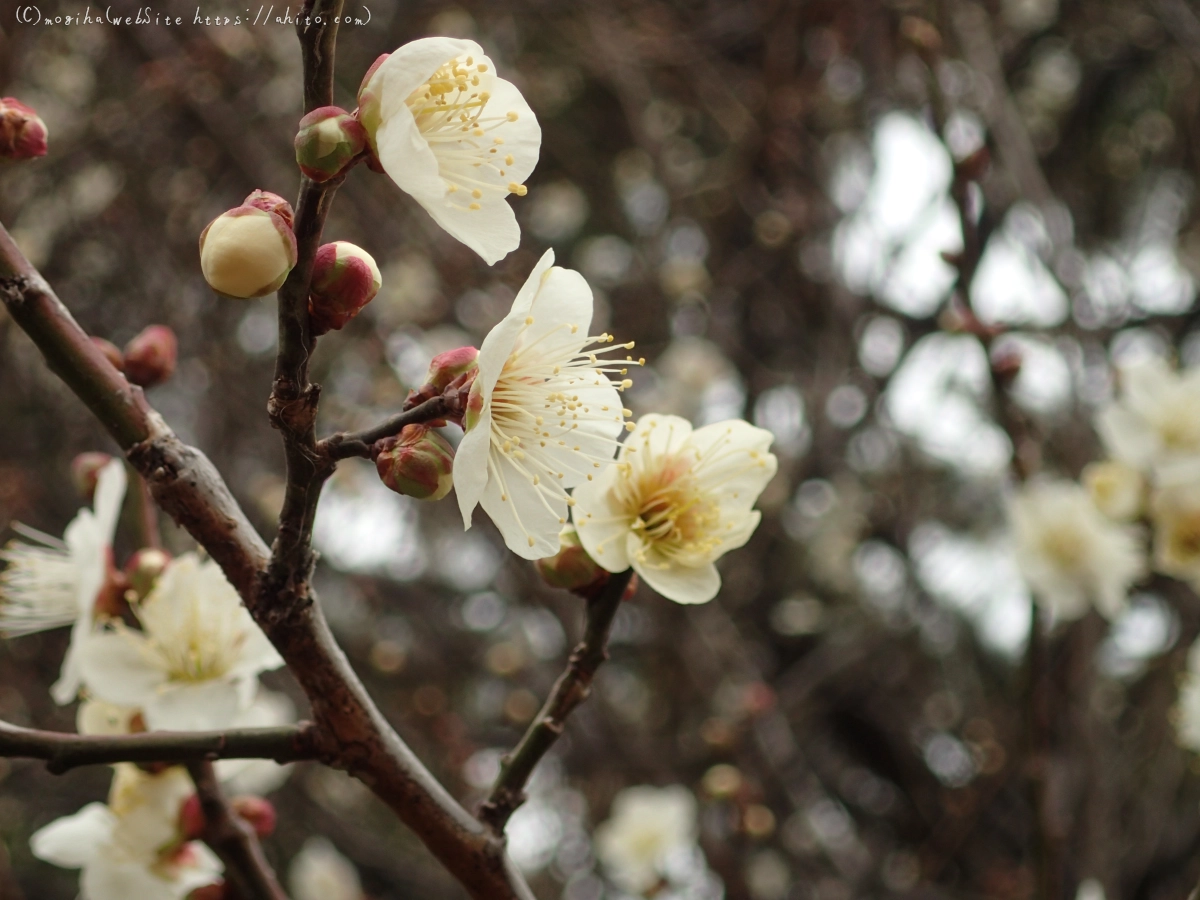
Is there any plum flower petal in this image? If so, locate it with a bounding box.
[455,249,635,559]
[362,37,540,265]
[573,415,777,604]
[77,552,283,730]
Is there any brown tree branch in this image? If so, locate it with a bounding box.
[480,570,635,833]
[186,759,290,900]
[0,720,317,775]
[317,395,451,460]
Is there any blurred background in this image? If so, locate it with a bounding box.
[3,0,1200,897]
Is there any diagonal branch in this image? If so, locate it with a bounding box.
[480,570,635,833]
[317,395,451,460]
[186,759,290,900]
[0,228,532,898]
[0,720,318,775]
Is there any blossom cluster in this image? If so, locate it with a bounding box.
[1010,356,1200,624]
[0,33,780,898]
[0,459,292,897]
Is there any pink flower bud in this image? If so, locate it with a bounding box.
[295,106,367,183]
[179,793,207,841]
[535,529,610,598]
[425,346,479,392]
[90,336,124,372]
[0,98,48,161]
[122,325,178,388]
[125,548,171,600]
[71,452,113,501]
[199,205,298,299]
[242,189,295,230]
[373,424,455,501]
[308,241,381,335]
[231,795,277,838]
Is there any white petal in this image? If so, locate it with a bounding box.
[143,681,242,732]
[571,463,633,573]
[51,615,93,705]
[375,37,486,123]
[420,191,521,266]
[480,453,564,559]
[454,414,493,528]
[83,856,208,900]
[92,460,128,544]
[518,265,595,352]
[633,551,721,605]
[76,630,166,708]
[481,76,541,184]
[1095,404,1157,469]
[630,414,694,461]
[30,803,113,868]
[375,102,444,205]
[227,620,284,682]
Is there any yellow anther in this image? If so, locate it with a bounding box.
[528,536,535,547]
[505,154,515,166]
[508,183,528,196]
[506,111,519,121]
[472,189,483,199]
[478,63,489,72]
[469,202,482,210]
[525,316,534,325]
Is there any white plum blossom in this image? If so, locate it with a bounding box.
[1082,460,1144,521]
[77,552,283,731]
[593,784,699,895]
[455,249,635,559]
[31,764,222,900]
[216,687,298,795]
[359,37,540,265]
[1148,460,1200,591]
[1176,640,1200,752]
[1095,357,1200,475]
[572,415,777,604]
[0,458,126,703]
[289,836,363,900]
[1009,480,1144,621]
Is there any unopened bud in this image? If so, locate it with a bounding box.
[955,146,991,183]
[179,793,206,841]
[373,424,455,501]
[90,336,125,371]
[425,346,479,392]
[308,241,381,335]
[231,795,277,838]
[295,106,367,183]
[242,189,294,230]
[535,529,610,598]
[991,347,1023,384]
[123,325,178,388]
[71,452,114,501]
[199,205,297,299]
[93,548,131,621]
[125,548,171,600]
[356,53,390,152]
[0,98,48,161]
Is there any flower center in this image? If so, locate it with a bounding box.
[616,457,721,563]
[1042,528,1086,570]
[1167,511,1200,564]
[405,56,527,209]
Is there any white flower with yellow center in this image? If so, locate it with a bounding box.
[359,37,540,265]
[77,552,283,731]
[0,459,126,704]
[31,764,222,900]
[572,414,777,605]
[1096,357,1200,474]
[1082,460,1145,521]
[1148,460,1200,591]
[455,249,636,559]
[593,785,698,895]
[1009,480,1144,621]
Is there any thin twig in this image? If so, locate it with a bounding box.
[186,759,290,900]
[317,395,451,460]
[0,719,317,775]
[480,570,635,833]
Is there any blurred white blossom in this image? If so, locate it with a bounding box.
[593,784,698,895]
[289,837,363,900]
[31,765,221,900]
[77,553,283,730]
[1096,357,1200,475]
[1010,480,1144,621]
[0,458,126,704]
